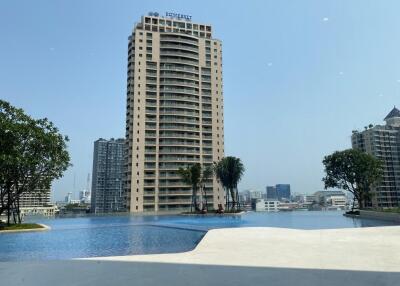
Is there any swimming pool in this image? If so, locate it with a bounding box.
[0,211,397,261]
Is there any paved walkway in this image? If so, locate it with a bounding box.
[1,226,400,285]
[90,226,400,272]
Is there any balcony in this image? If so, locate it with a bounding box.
[160,87,199,95]
[160,103,199,109]
[159,141,200,146]
[160,65,199,73]
[160,58,199,66]
[160,37,198,46]
[160,51,199,60]
[160,72,199,80]
[160,96,199,103]
[160,44,198,52]
[160,80,199,88]
[159,110,199,117]
[159,133,200,139]
[159,125,200,132]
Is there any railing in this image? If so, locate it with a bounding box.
[161,44,198,52]
[160,51,198,59]
[160,103,199,109]
[160,37,198,46]
[159,141,200,146]
[161,72,199,80]
[160,80,199,87]
[159,110,199,116]
[161,58,199,66]
[160,96,199,102]
[159,125,200,131]
[159,133,200,139]
[160,148,199,154]
[160,65,199,73]
[160,117,199,124]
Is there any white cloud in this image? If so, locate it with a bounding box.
[323,17,329,22]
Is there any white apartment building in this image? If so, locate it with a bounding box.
[255,199,280,212]
[125,13,225,212]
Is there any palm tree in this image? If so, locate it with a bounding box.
[214,157,245,211]
[200,164,214,212]
[177,163,201,212]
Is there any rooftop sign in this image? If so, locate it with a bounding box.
[165,12,192,21]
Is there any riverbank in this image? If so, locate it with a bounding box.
[0,223,50,234]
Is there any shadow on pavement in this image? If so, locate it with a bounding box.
[1,259,399,286]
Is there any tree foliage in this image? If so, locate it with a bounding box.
[322,149,383,209]
[177,163,202,212]
[177,163,216,213]
[214,156,245,211]
[0,100,71,224]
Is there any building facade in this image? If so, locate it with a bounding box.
[266,186,277,200]
[16,188,56,218]
[351,107,400,208]
[253,199,279,212]
[19,190,51,208]
[125,13,225,213]
[91,138,125,213]
[276,184,291,201]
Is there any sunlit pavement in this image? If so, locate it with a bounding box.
[1,226,400,285]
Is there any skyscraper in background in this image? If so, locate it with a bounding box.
[266,186,277,200]
[125,13,225,213]
[91,138,125,213]
[276,184,291,201]
[352,107,400,208]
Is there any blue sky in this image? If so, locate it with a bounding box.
[1,0,400,201]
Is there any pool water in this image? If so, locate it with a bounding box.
[0,211,397,261]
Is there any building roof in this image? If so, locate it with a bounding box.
[384,106,400,120]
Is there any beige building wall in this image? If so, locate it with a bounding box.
[125,14,225,213]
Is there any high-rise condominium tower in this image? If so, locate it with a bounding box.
[125,12,225,213]
[351,107,400,208]
[91,138,125,213]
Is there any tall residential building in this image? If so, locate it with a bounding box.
[91,138,125,213]
[125,13,225,213]
[351,107,400,208]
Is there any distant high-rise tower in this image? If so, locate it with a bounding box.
[125,13,225,212]
[352,107,400,208]
[266,186,277,200]
[276,184,291,201]
[91,138,125,213]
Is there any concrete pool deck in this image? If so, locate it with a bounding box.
[89,226,400,272]
[1,226,400,285]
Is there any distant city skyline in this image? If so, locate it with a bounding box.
[2,1,400,201]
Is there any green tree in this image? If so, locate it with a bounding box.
[322,149,383,210]
[200,164,214,212]
[214,157,245,211]
[177,163,202,212]
[0,100,71,225]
